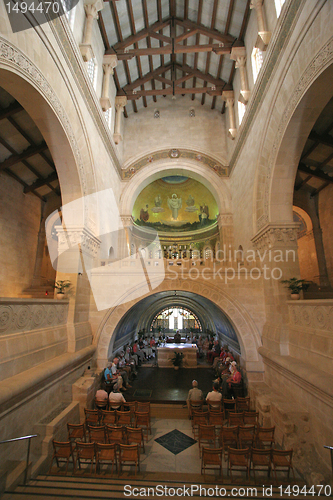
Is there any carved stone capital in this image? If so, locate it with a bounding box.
[115,96,127,110]
[80,44,94,62]
[222,90,234,106]
[230,46,247,65]
[56,226,101,257]
[84,0,103,15]
[113,133,122,145]
[251,223,300,251]
[217,214,233,227]
[100,97,111,111]
[102,54,118,73]
[120,215,134,227]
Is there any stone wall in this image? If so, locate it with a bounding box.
[319,184,333,286]
[0,174,41,297]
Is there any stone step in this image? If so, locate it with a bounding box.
[2,473,314,500]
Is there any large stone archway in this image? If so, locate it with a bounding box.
[94,276,264,378]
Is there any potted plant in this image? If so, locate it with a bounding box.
[54,280,71,299]
[171,351,184,370]
[281,277,310,300]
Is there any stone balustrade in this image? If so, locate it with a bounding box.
[0,298,69,336]
[288,299,333,332]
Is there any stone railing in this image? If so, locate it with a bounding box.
[288,299,333,332]
[0,298,69,336]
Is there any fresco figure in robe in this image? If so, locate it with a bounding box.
[140,204,149,222]
[199,204,209,225]
[167,194,182,220]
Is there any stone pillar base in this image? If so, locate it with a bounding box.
[80,43,94,62]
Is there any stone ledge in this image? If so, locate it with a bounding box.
[258,347,333,408]
[0,345,96,418]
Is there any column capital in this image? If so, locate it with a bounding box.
[250,0,263,9]
[115,96,128,109]
[230,46,247,65]
[120,215,134,227]
[102,54,118,74]
[84,0,104,16]
[222,90,234,106]
[251,223,300,252]
[217,213,233,228]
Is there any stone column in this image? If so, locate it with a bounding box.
[222,91,237,140]
[311,226,331,288]
[100,55,118,111]
[217,214,234,253]
[230,47,251,103]
[114,96,127,144]
[251,223,300,356]
[250,0,271,50]
[79,0,104,62]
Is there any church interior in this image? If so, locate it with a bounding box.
[0,0,333,496]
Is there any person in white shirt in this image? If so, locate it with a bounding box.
[109,388,126,410]
[206,382,222,406]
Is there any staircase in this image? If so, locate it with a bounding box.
[1,474,316,500]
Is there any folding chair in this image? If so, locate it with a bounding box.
[271,449,295,485]
[106,424,125,447]
[100,409,117,425]
[67,423,85,443]
[251,448,271,484]
[236,397,250,412]
[223,398,236,418]
[208,410,225,434]
[189,400,204,419]
[118,444,140,477]
[192,410,208,439]
[95,442,117,475]
[126,426,145,454]
[219,426,238,462]
[244,411,259,427]
[256,426,275,449]
[49,440,75,474]
[201,447,223,481]
[87,425,106,444]
[198,424,217,457]
[117,410,132,427]
[228,447,250,482]
[228,412,244,427]
[84,408,100,427]
[134,411,151,442]
[75,442,95,474]
[238,425,256,448]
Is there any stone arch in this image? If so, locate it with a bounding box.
[94,277,263,375]
[119,158,232,216]
[0,37,95,210]
[255,39,333,231]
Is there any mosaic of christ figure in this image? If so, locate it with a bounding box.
[167,194,182,220]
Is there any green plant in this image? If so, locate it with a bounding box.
[171,351,184,367]
[281,277,311,294]
[54,280,71,294]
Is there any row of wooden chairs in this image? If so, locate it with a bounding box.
[94,399,150,414]
[189,397,251,418]
[49,440,140,476]
[84,409,151,439]
[68,423,146,451]
[201,446,294,484]
[197,424,275,460]
[191,410,259,437]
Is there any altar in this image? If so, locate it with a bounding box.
[157,343,198,368]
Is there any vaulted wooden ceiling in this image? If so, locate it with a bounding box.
[98,0,251,116]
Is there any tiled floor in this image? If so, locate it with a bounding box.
[140,418,203,474]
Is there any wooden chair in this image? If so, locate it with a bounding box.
[244,411,259,427]
[117,410,132,427]
[238,425,256,448]
[228,447,250,481]
[49,440,75,474]
[251,448,271,484]
[207,401,222,412]
[191,410,208,438]
[219,426,238,461]
[256,426,275,449]
[67,423,85,443]
[134,411,151,442]
[136,401,151,415]
[271,449,295,484]
[237,397,250,412]
[87,425,106,444]
[123,401,137,420]
[198,424,217,457]
[75,442,95,474]
[208,410,225,433]
[84,408,100,427]
[201,447,223,481]
[94,397,108,411]
[189,400,204,418]
[95,442,117,475]
[223,398,236,417]
[228,411,244,427]
[100,409,117,425]
[106,424,124,447]
[126,426,145,454]
[118,444,140,477]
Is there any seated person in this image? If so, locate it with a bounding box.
[206,382,222,407]
[112,357,132,389]
[174,331,181,343]
[186,380,203,416]
[222,361,241,395]
[95,388,108,401]
[103,362,122,393]
[109,387,126,410]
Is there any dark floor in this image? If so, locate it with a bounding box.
[125,364,215,403]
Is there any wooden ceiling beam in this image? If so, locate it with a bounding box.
[191,0,203,100]
[295,174,312,191]
[3,167,46,201]
[24,171,59,193]
[175,18,235,44]
[0,142,48,171]
[308,131,333,149]
[148,30,172,44]
[298,163,333,184]
[124,86,223,99]
[0,102,23,121]
[116,43,232,58]
[181,0,189,89]
[154,75,173,86]
[311,181,331,197]
[111,19,170,51]
[175,28,198,43]
[201,0,218,106]
[123,63,172,90]
[142,0,157,102]
[156,0,166,91]
[176,63,228,87]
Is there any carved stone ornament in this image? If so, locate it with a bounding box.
[251,223,299,251]
[288,302,333,332]
[169,149,180,158]
[56,226,101,257]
